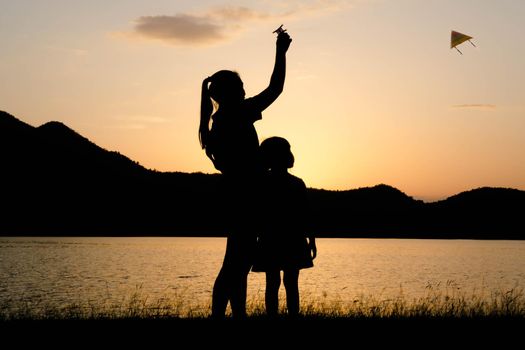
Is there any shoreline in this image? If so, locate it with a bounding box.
[2,234,525,240]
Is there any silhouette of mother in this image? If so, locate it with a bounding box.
[199,29,292,318]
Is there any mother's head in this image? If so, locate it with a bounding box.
[208,70,245,105]
[200,70,245,150]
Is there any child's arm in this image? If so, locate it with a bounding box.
[309,236,317,260]
[249,31,292,111]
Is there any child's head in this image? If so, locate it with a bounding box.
[208,70,245,105]
[260,137,294,171]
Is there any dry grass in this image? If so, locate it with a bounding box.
[2,282,524,321]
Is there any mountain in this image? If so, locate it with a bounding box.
[1,111,524,238]
[427,187,525,238]
[308,184,425,236]
[1,111,146,180]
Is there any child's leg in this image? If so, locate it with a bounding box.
[283,269,300,316]
[265,270,281,316]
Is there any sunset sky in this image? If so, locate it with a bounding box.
[1,0,524,201]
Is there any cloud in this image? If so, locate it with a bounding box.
[133,14,227,46]
[452,104,497,110]
[122,1,351,47]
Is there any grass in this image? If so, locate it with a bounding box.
[2,286,524,347]
[2,283,524,321]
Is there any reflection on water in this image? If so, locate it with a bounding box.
[1,237,524,313]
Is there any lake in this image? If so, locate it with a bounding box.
[1,237,524,316]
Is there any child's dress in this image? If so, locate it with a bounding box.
[252,172,314,272]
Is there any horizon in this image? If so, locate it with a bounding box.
[2,1,524,201]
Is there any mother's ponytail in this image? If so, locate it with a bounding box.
[199,77,213,150]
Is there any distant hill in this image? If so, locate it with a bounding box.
[1,111,146,180]
[426,187,525,238]
[1,111,524,238]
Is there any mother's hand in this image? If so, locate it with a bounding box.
[276,31,292,53]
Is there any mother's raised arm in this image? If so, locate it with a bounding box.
[250,31,292,112]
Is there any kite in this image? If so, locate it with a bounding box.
[451,30,476,54]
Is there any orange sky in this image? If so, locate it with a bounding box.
[1,0,524,201]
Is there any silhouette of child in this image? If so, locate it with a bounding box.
[252,137,317,317]
[199,31,292,318]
